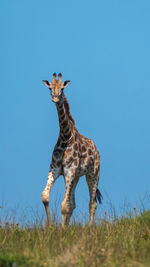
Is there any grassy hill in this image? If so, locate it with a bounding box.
[0,209,150,267]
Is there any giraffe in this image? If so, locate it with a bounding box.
[41,73,102,227]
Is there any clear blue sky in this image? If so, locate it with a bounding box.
[0,0,150,222]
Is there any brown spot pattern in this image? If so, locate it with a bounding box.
[88,149,92,156]
[73,151,77,158]
[60,114,65,121]
[82,153,87,158]
[62,120,68,128]
[81,158,85,164]
[74,143,78,151]
[74,159,78,166]
[67,156,73,165]
[67,148,72,154]
[82,146,86,153]
[87,157,92,165]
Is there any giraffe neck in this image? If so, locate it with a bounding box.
[56,93,74,142]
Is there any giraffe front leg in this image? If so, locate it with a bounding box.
[61,176,78,228]
[41,171,55,226]
[61,198,72,228]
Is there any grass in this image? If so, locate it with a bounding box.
[0,206,150,267]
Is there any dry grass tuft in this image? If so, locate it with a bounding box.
[0,204,150,266]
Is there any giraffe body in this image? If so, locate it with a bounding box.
[42,73,101,227]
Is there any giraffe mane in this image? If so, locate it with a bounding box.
[62,93,75,125]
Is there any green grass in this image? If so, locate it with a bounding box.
[0,210,150,267]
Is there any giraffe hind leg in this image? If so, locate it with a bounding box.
[85,173,100,225]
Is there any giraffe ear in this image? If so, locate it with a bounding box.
[63,80,70,88]
[42,80,51,88]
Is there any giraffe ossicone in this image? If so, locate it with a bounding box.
[42,73,102,227]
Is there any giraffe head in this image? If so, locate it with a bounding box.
[42,73,70,103]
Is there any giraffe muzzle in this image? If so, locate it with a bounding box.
[52,97,59,103]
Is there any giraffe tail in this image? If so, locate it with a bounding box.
[96,188,103,204]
